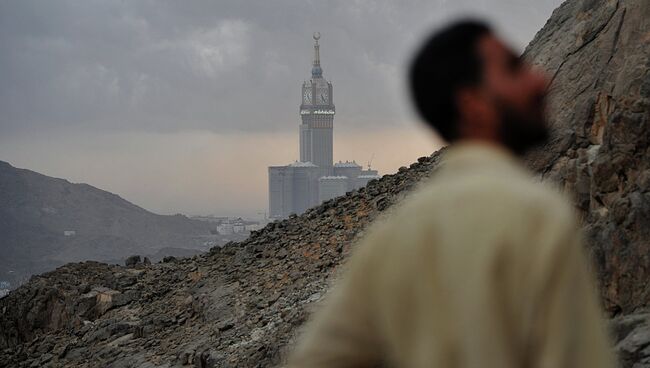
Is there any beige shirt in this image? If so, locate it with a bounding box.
[288,142,615,368]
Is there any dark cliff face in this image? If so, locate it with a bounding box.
[523,0,650,314]
[0,161,212,285]
[1,0,649,367]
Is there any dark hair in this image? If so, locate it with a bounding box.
[409,20,491,141]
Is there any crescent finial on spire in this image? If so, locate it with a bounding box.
[312,32,322,77]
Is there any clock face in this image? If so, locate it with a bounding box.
[303,89,312,104]
[319,90,329,104]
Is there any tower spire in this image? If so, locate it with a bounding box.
[312,32,322,77]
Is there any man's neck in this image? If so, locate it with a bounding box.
[454,137,513,156]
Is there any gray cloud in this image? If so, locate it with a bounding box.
[1,0,563,136]
[0,0,564,216]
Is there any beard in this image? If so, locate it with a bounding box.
[495,95,549,156]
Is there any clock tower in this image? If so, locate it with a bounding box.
[268,32,379,219]
[299,32,335,169]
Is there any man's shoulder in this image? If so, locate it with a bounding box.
[411,167,575,226]
[347,168,579,289]
[352,156,577,255]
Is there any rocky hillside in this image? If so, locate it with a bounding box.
[0,161,213,286]
[1,0,649,367]
[523,0,650,314]
[0,152,444,367]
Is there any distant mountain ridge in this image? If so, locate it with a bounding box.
[0,160,212,285]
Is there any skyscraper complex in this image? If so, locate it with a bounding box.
[268,33,379,219]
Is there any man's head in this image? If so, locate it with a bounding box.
[409,20,549,154]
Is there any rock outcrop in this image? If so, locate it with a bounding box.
[523,0,650,314]
[1,0,649,367]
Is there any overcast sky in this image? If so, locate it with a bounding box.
[0,0,563,218]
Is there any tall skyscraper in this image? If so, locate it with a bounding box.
[299,32,335,169]
[268,33,379,220]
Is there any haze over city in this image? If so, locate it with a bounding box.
[0,0,564,217]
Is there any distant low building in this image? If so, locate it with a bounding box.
[245,223,263,232]
[232,222,246,233]
[63,230,76,237]
[318,176,349,203]
[356,174,381,188]
[216,222,234,235]
[193,216,263,235]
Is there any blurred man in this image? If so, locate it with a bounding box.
[287,20,615,368]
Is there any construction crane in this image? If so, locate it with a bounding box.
[367,153,375,171]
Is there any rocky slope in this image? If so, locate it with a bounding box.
[1,0,649,367]
[0,161,213,287]
[523,0,650,314]
[0,152,444,367]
